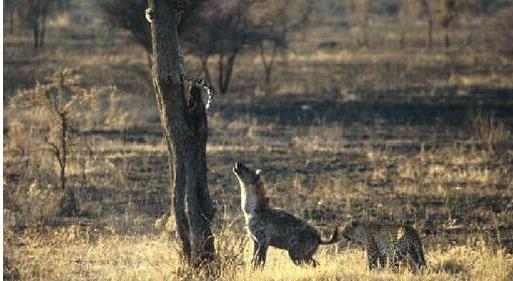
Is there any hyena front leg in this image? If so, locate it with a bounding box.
[252,240,258,260]
[251,231,270,269]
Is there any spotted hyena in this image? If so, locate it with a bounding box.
[232,162,338,268]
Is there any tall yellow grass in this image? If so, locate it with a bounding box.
[6,226,513,281]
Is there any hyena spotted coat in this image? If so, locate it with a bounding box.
[232,162,338,268]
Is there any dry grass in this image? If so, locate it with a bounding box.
[471,112,511,152]
[5,225,513,281]
[4,2,513,281]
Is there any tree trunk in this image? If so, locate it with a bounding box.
[444,29,450,48]
[259,42,277,95]
[30,0,41,49]
[33,24,40,49]
[218,53,225,95]
[361,0,370,48]
[147,0,215,266]
[9,10,15,34]
[200,55,212,83]
[39,0,49,47]
[60,114,67,192]
[57,113,78,216]
[217,48,238,95]
[427,18,433,49]
[222,49,238,95]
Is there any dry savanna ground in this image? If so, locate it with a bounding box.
[3,2,513,281]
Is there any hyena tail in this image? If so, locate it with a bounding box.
[319,225,339,245]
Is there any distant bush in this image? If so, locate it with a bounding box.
[474,6,513,59]
[371,0,400,18]
[471,112,511,152]
[490,8,513,59]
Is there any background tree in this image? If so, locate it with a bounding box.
[181,0,260,95]
[18,0,54,49]
[4,0,70,42]
[102,0,261,96]
[439,0,457,48]
[347,0,373,48]
[101,0,204,53]
[4,0,20,34]
[459,0,499,15]
[9,69,90,216]
[480,5,513,59]
[398,0,410,48]
[146,0,215,266]
[419,0,435,49]
[256,35,286,95]
[249,0,294,94]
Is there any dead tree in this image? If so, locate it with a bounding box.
[398,0,409,49]
[420,0,434,49]
[5,0,19,34]
[349,0,371,48]
[440,0,456,48]
[146,0,215,266]
[20,0,52,49]
[11,69,87,216]
[186,0,257,96]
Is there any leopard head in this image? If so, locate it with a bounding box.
[341,220,365,244]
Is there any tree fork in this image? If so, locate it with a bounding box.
[147,0,215,266]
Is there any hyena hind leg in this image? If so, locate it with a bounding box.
[307,257,320,267]
[287,236,318,267]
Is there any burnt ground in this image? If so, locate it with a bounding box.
[7,91,511,254]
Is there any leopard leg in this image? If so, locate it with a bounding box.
[392,247,407,270]
[366,240,381,270]
[407,244,426,271]
[378,254,387,268]
[366,248,380,270]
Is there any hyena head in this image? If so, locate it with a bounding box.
[233,162,261,187]
[341,220,365,244]
[232,162,268,212]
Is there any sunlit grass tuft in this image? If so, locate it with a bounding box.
[7,227,513,281]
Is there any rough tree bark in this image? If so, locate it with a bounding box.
[147,0,215,266]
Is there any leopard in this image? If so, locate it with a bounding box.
[341,219,426,271]
[145,2,215,113]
